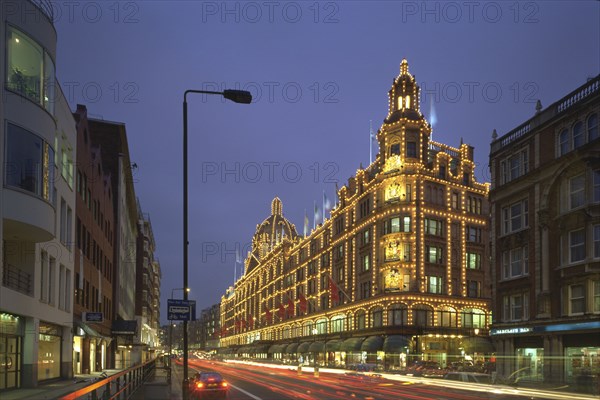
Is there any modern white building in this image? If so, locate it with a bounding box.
[1,0,75,389]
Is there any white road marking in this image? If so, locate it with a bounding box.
[230,383,265,400]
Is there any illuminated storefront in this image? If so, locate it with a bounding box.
[219,60,492,370]
[0,313,22,390]
[38,322,62,381]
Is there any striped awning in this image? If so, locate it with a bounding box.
[309,341,325,353]
[297,342,311,353]
[340,337,365,352]
[361,336,384,352]
[383,335,410,353]
[285,342,300,354]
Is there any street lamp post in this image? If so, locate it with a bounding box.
[182,89,252,400]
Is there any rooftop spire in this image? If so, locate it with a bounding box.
[400,58,410,76]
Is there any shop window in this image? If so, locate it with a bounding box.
[413,305,433,327]
[461,308,486,328]
[388,304,408,326]
[371,307,383,327]
[516,348,544,381]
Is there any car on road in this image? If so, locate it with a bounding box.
[189,372,230,399]
[443,371,492,384]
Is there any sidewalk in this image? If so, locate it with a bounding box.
[130,365,180,400]
[0,369,123,400]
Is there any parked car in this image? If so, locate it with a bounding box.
[443,372,492,384]
[405,360,444,377]
[189,372,230,399]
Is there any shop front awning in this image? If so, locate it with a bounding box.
[238,346,252,354]
[308,341,325,353]
[462,337,495,354]
[74,320,113,344]
[252,343,271,353]
[285,343,300,354]
[325,339,342,352]
[297,342,311,353]
[340,337,365,352]
[268,343,287,354]
[361,336,384,353]
[383,335,410,353]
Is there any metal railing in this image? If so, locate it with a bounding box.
[2,263,33,296]
[58,359,156,400]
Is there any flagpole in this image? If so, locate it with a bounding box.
[369,120,373,165]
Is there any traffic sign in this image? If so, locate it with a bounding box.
[168,299,196,321]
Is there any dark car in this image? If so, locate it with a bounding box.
[190,372,230,399]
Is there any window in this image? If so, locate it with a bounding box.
[573,122,584,149]
[439,165,446,180]
[594,170,600,203]
[594,225,600,258]
[361,281,371,299]
[463,172,470,186]
[5,123,55,201]
[335,217,344,234]
[427,276,443,294]
[451,192,459,209]
[384,216,411,234]
[462,308,486,328]
[359,198,370,219]
[569,284,585,315]
[588,113,598,141]
[501,150,529,184]
[502,199,528,234]
[502,246,528,279]
[362,253,370,272]
[390,143,400,156]
[503,293,529,321]
[406,141,417,158]
[58,264,65,310]
[413,305,433,327]
[40,250,48,302]
[559,129,570,156]
[569,229,585,263]
[387,304,407,326]
[426,246,443,264]
[467,280,481,297]
[360,229,370,246]
[6,26,56,113]
[356,311,366,329]
[371,308,383,327]
[424,218,443,236]
[321,253,329,267]
[437,307,457,327]
[335,244,344,260]
[467,196,483,214]
[48,256,55,306]
[468,226,482,243]
[569,174,585,209]
[467,253,481,269]
[594,280,600,313]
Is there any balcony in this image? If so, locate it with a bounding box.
[3,188,55,242]
[2,263,33,296]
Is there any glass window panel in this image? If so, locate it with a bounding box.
[7,27,43,103]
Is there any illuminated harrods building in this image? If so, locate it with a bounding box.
[219,60,492,369]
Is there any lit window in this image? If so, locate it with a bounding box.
[425,218,443,236]
[569,284,585,315]
[570,229,586,263]
[467,253,481,269]
[569,174,585,209]
[405,95,411,108]
[427,276,443,294]
[452,192,459,209]
[426,246,443,264]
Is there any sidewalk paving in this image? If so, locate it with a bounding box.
[130,365,180,400]
[0,369,123,400]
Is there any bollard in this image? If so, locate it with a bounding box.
[297,365,302,376]
[314,365,319,378]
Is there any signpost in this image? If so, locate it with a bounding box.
[167,299,196,321]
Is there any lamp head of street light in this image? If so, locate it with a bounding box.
[223,89,252,104]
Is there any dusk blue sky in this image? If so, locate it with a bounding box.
[52,1,599,325]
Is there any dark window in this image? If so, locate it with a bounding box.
[390,143,400,155]
[406,142,417,158]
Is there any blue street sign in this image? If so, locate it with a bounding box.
[168,299,196,321]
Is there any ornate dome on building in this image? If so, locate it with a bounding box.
[246,197,299,273]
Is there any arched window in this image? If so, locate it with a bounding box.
[331,315,345,333]
[573,121,584,148]
[356,310,366,330]
[397,96,403,110]
[413,304,433,327]
[302,322,313,337]
[371,307,383,328]
[405,95,411,109]
[283,326,291,339]
[316,318,328,334]
[588,113,598,142]
[559,129,569,156]
[461,308,486,328]
[387,304,408,326]
[437,306,457,327]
